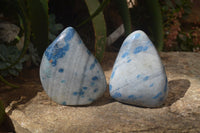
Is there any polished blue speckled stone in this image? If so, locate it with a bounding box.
[40,27,107,105]
[109,30,168,107]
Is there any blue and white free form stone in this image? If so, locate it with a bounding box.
[40,27,107,105]
[109,30,168,107]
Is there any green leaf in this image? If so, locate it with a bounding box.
[115,0,132,36]
[0,62,7,69]
[8,69,19,76]
[0,74,19,88]
[15,63,23,70]
[143,0,164,51]
[78,0,110,28]
[85,0,107,62]
[0,44,8,58]
[27,0,49,57]
[49,14,64,35]
[165,0,174,9]
[0,0,31,71]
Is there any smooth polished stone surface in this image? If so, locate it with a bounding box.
[40,27,107,105]
[109,30,168,107]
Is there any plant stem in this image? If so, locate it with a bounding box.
[77,0,110,27]
[0,75,19,88]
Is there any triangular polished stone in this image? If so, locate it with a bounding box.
[40,27,107,105]
[109,30,168,107]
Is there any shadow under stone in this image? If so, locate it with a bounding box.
[91,79,191,108]
[0,68,43,115]
[90,87,115,106]
[0,113,16,133]
[163,79,191,107]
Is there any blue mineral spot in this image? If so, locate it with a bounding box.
[87,49,91,55]
[133,46,143,54]
[164,77,168,92]
[133,33,141,40]
[82,87,88,90]
[92,76,98,81]
[159,97,164,101]
[73,92,78,96]
[128,95,136,100]
[122,41,128,47]
[112,92,122,98]
[78,39,82,44]
[64,27,75,42]
[143,46,148,51]
[61,80,66,83]
[62,101,67,105]
[90,59,97,70]
[136,74,141,79]
[127,59,132,63]
[149,83,154,87]
[121,52,129,58]
[88,98,93,101]
[143,76,149,81]
[111,71,115,79]
[116,88,120,91]
[138,95,143,98]
[111,68,117,79]
[109,84,112,91]
[45,42,69,67]
[147,41,153,46]
[90,82,95,86]
[79,90,84,96]
[90,63,95,70]
[58,68,64,73]
[94,59,98,63]
[153,92,162,99]
[94,88,98,93]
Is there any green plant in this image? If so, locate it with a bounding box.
[27,14,64,66]
[115,0,132,36]
[28,0,49,57]
[143,0,164,51]
[49,14,64,42]
[159,0,193,51]
[0,44,28,88]
[81,0,164,60]
[0,44,26,76]
[0,0,50,87]
[177,26,200,51]
[129,0,164,51]
[84,0,107,62]
[0,0,31,87]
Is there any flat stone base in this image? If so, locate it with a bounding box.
[0,52,200,132]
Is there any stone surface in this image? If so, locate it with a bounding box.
[109,30,168,107]
[40,27,107,105]
[0,52,200,132]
